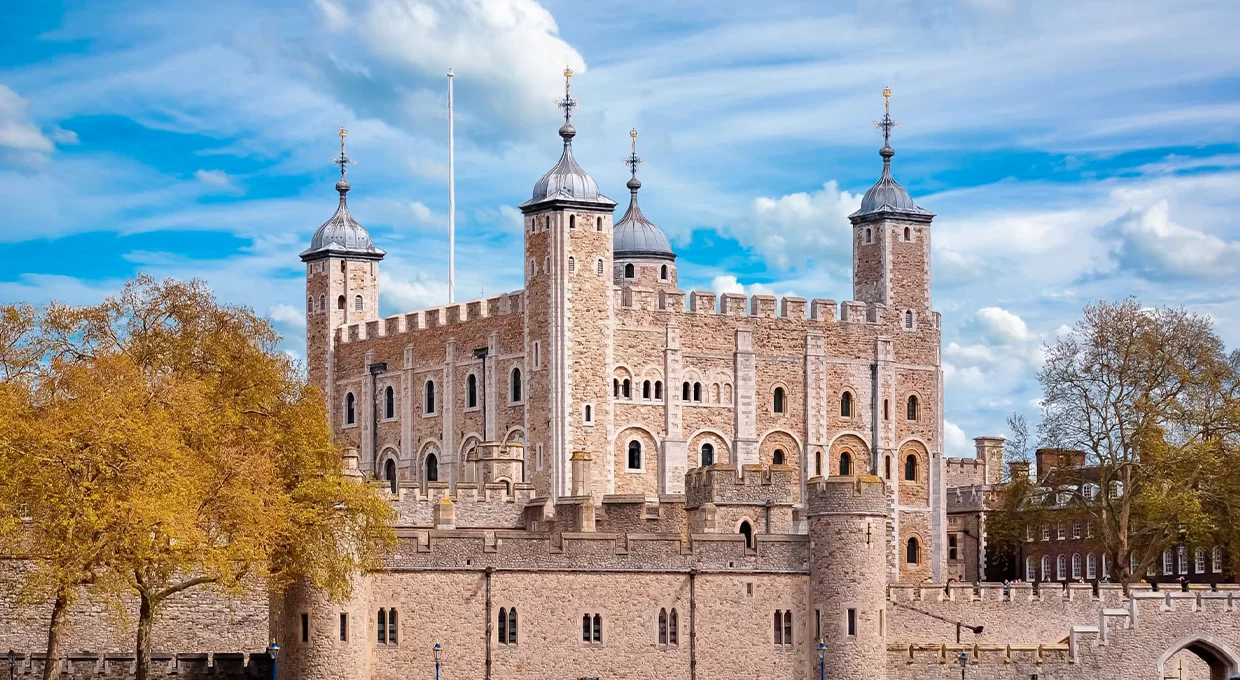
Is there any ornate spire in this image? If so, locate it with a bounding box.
[873,87,899,169]
[332,126,356,197]
[623,127,644,191]
[555,67,578,144]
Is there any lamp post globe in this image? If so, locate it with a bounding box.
[8,648,15,680]
[816,638,826,680]
[433,641,442,680]
[958,651,968,680]
[267,640,279,680]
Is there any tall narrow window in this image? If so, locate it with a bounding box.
[883,399,890,420]
[1164,549,1174,575]
[425,381,436,414]
[643,380,651,399]
[773,612,783,645]
[596,216,603,231]
[425,453,439,482]
[569,215,576,229]
[307,296,313,313]
[627,441,642,470]
[884,455,892,479]
[1026,557,1036,581]
[906,395,918,421]
[1087,554,1098,580]
[904,226,911,241]
[739,520,754,549]
[596,259,604,276]
[655,381,663,400]
[584,404,593,423]
[1072,554,1082,579]
[846,608,857,636]
[783,611,792,645]
[682,382,690,401]
[582,614,591,642]
[668,609,678,646]
[345,392,356,425]
[840,451,852,476]
[508,608,518,645]
[569,256,576,273]
[499,607,508,644]
[385,458,397,494]
[1213,546,1224,573]
[693,382,702,402]
[864,228,872,244]
[660,264,668,280]
[904,310,914,329]
[384,386,395,419]
[840,391,853,417]
[593,614,602,643]
[948,534,959,560]
[467,374,478,408]
[1041,555,1051,581]
[614,379,620,397]
[319,294,325,312]
[624,263,635,279]
[337,295,345,310]
[354,295,363,311]
[622,378,631,398]
[340,260,346,273]
[511,368,523,403]
[906,538,920,565]
[388,609,398,644]
[377,609,387,643]
[1057,555,1067,581]
[340,613,348,642]
[815,450,822,476]
[701,442,715,467]
[773,387,786,413]
[301,613,309,643]
[658,609,668,645]
[904,455,918,481]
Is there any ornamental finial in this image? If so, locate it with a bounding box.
[623,127,644,182]
[333,126,356,183]
[874,87,898,150]
[556,66,578,125]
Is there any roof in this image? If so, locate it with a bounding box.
[300,180,386,262]
[614,177,675,260]
[850,145,934,221]
[521,123,615,210]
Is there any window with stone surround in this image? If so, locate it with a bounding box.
[344,392,356,425]
[596,258,604,276]
[884,455,891,479]
[660,264,668,280]
[904,226,911,241]
[337,295,345,310]
[621,378,631,399]
[740,520,754,549]
[693,382,702,402]
[773,386,786,413]
[568,256,576,273]
[318,294,325,312]
[1087,553,1097,580]
[569,215,576,229]
[624,263,635,279]
[339,612,348,642]
[425,453,439,482]
[1213,546,1223,573]
[655,381,663,400]
[668,609,678,646]
[906,537,920,565]
[948,534,959,561]
[839,451,853,477]
[1026,556,1036,581]
[510,368,523,403]
[301,613,309,643]
[582,614,602,643]
[583,404,593,425]
[864,227,872,244]
[904,310,914,329]
[384,458,397,494]
[498,607,518,645]
[424,380,436,415]
[773,610,794,645]
[701,442,715,466]
[1056,554,1066,580]
[340,260,346,273]
[306,296,313,313]
[1072,521,1081,540]
[1072,554,1082,579]
[773,449,785,465]
[596,216,603,231]
[659,609,668,645]
[682,381,690,401]
[466,374,478,409]
[627,440,642,471]
[883,399,890,420]
[643,380,651,399]
[903,454,918,482]
[1041,555,1051,581]
[847,608,857,636]
[384,386,395,419]
[354,295,363,311]
[840,391,854,418]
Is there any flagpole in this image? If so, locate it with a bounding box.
[447,68,456,304]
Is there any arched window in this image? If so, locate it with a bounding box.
[621,378,631,399]
[425,453,439,482]
[567,214,575,229]
[783,611,793,645]
[904,454,918,481]
[339,260,346,273]
[711,383,720,403]
[658,608,668,645]
[643,380,651,399]
[883,399,890,420]
[624,263,635,279]
[773,387,786,413]
[593,614,602,643]
[1056,554,1067,580]
[654,381,663,400]
[1025,556,1036,581]
[568,256,576,273]
[904,226,911,241]
[306,296,313,313]
[1072,554,1082,580]
[345,392,356,425]
[904,310,914,329]
[354,295,363,311]
[1041,555,1051,581]
[584,404,593,423]
[507,608,518,644]
[906,537,920,565]
[701,442,715,467]
[693,382,702,402]
[864,227,872,244]
[387,609,398,644]
[772,449,785,465]
[1213,546,1224,573]
[682,382,690,401]
[466,374,477,408]
[840,391,853,417]
[660,264,668,280]
[739,520,754,549]
[773,611,783,645]
[614,379,621,397]
[815,450,822,476]
[377,608,387,644]
[668,609,678,646]
[884,455,892,479]
[840,451,852,477]
[424,381,436,414]
[318,294,325,312]
[337,295,345,310]
[499,607,507,644]
[384,385,395,419]
[907,395,918,421]
[384,458,397,494]
[511,368,523,403]
[627,441,642,470]
[596,216,603,231]
[1087,554,1097,580]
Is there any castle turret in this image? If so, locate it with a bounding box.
[807,475,889,680]
[302,128,384,464]
[519,69,617,501]
[613,128,677,291]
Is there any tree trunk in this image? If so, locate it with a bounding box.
[135,590,154,680]
[40,589,69,680]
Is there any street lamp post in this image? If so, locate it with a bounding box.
[433,641,442,680]
[958,651,968,680]
[816,638,825,680]
[267,640,279,680]
[8,648,16,680]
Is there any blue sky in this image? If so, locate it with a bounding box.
[3,0,1240,457]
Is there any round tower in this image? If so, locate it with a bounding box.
[613,127,677,290]
[807,475,889,680]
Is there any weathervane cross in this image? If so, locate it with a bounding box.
[874,87,898,147]
[332,126,356,180]
[623,127,644,177]
[556,67,578,124]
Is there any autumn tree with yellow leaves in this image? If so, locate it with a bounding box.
[0,277,394,680]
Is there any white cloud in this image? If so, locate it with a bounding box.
[709,275,775,297]
[730,181,860,271]
[1106,199,1240,280]
[357,0,586,124]
[194,169,237,191]
[315,0,351,31]
[268,303,307,330]
[0,84,57,164]
[409,200,445,227]
[379,270,449,312]
[975,307,1036,343]
[944,420,971,458]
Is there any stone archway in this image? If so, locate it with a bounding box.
[1157,633,1240,680]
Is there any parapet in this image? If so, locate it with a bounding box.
[336,289,524,344]
[805,475,889,516]
[7,651,272,679]
[654,290,887,325]
[684,464,797,509]
[388,479,535,529]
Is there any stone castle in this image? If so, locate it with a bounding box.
[2,77,1238,680]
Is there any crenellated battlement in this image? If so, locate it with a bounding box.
[335,289,525,345]
[685,464,797,509]
[616,287,918,326]
[385,479,536,529]
[0,652,272,679]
